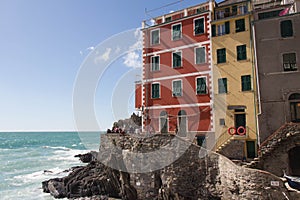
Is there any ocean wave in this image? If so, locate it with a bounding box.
[42,146,72,151]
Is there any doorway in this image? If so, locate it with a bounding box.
[246,141,256,158]
[289,146,300,176]
[178,110,187,137]
[160,111,168,133]
[289,93,300,122]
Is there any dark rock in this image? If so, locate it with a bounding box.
[43,178,66,198]
[75,151,98,163]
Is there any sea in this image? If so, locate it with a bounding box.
[0,131,102,200]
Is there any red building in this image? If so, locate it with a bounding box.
[136,1,214,145]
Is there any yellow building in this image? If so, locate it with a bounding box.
[211,0,258,159]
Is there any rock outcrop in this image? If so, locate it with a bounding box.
[43,133,300,199]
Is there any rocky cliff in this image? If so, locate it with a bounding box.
[42,133,300,199]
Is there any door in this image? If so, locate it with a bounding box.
[246,141,256,158]
[178,110,187,137]
[160,111,168,134]
[235,113,246,128]
[290,102,300,122]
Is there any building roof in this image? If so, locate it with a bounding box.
[217,0,249,7]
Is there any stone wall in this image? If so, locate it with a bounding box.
[98,133,298,200]
[247,123,300,177]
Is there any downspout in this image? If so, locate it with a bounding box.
[251,18,261,148]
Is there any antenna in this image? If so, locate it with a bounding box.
[145,0,185,18]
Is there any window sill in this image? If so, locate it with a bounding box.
[151,97,161,100]
[197,93,208,96]
[215,62,228,66]
[194,32,205,36]
[150,43,161,47]
[151,70,161,73]
[173,66,183,69]
[236,59,250,62]
[240,90,253,93]
[172,37,182,41]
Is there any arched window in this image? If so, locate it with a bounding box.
[289,93,300,122]
[178,110,187,136]
[160,111,168,133]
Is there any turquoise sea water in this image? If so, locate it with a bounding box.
[0,132,102,200]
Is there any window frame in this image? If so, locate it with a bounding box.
[282,52,297,71]
[194,17,205,35]
[151,55,160,72]
[151,82,160,99]
[241,75,252,92]
[237,44,247,61]
[172,51,182,68]
[150,29,160,45]
[217,48,226,64]
[218,78,228,94]
[195,46,206,64]
[235,18,245,33]
[281,20,293,38]
[172,79,183,97]
[196,76,207,95]
[172,23,182,41]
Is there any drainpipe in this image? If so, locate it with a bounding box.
[251,18,261,148]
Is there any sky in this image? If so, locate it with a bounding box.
[0,0,210,131]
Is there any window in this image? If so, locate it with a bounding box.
[220,118,225,126]
[238,5,248,15]
[217,48,226,64]
[173,52,182,68]
[218,78,227,94]
[283,53,297,71]
[165,17,172,23]
[151,29,159,45]
[258,10,281,20]
[172,80,182,97]
[151,83,160,99]
[232,5,237,15]
[195,47,206,64]
[151,56,160,71]
[281,20,293,38]
[194,18,204,35]
[196,77,207,95]
[217,24,225,36]
[241,75,251,91]
[237,45,247,61]
[217,22,230,36]
[212,24,216,37]
[235,19,245,32]
[172,24,182,40]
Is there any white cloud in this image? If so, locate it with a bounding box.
[86,46,95,51]
[123,29,143,69]
[123,51,141,69]
[94,48,112,64]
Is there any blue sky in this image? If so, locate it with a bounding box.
[0,0,209,131]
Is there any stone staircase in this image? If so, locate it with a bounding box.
[246,123,300,169]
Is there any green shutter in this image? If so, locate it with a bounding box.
[152,84,160,98]
[235,19,245,32]
[237,45,246,60]
[241,75,251,91]
[225,21,230,34]
[173,52,182,68]
[195,18,204,35]
[212,25,216,37]
[197,78,207,94]
[217,48,226,63]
